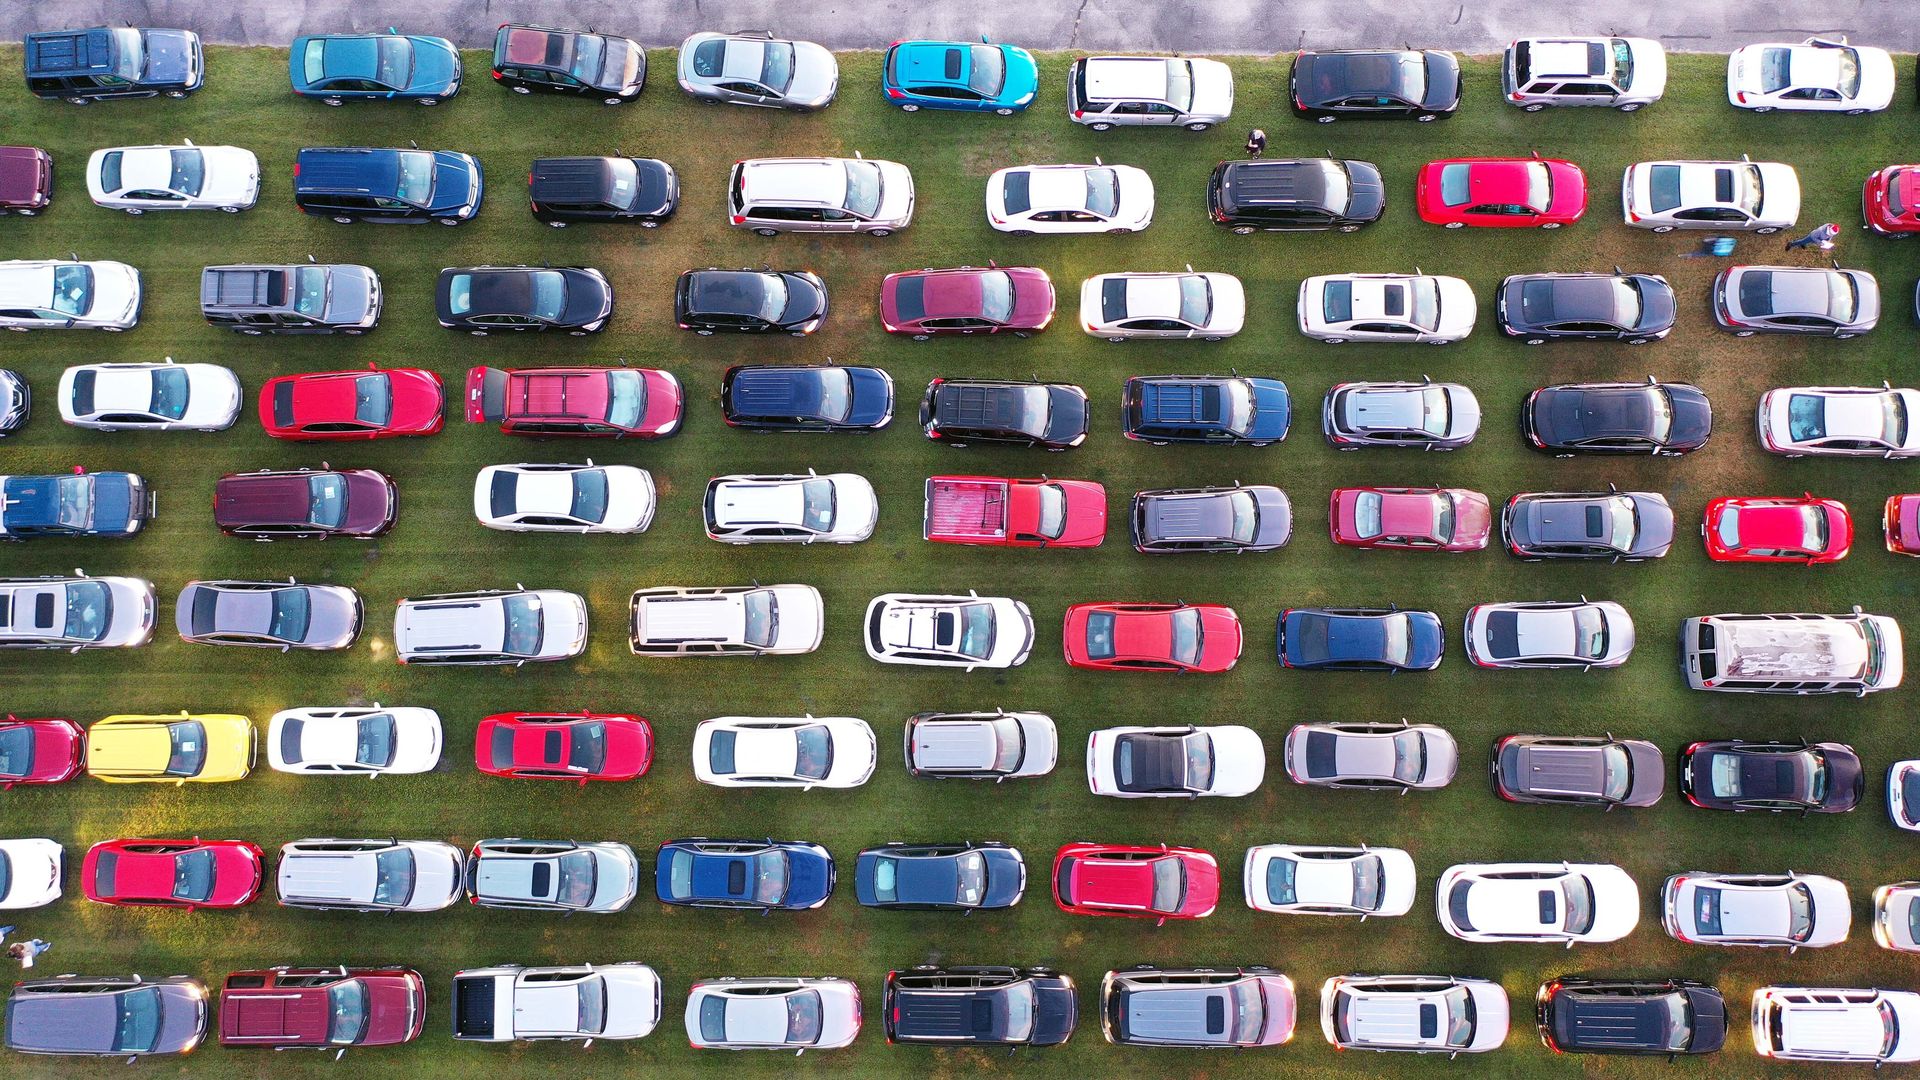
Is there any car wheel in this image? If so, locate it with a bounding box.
[1539,222,1561,229]
[753,228,779,237]
[1107,227,1132,235]
[789,331,807,338]
[342,329,365,336]
[437,217,461,226]
[1554,452,1575,459]
[1009,229,1035,237]
[1755,226,1781,235]
[1750,106,1773,113]
[10,209,30,216]
[1322,337,1345,345]
[164,90,188,99]
[1734,330,1755,338]
[1185,122,1212,132]
[1204,335,1223,342]
[995,107,1014,115]
[786,105,812,113]
[124,208,143,216]
[512,86,531,95]
[220,205,241,213]
[900,103,919,112]
[323,97,344,107]
[333,215,355,224]
[640,220,659,228]
[1416,113,1437,122]
[1617,102,1642,112]
[1231,225,1255,235]
[699,96,719,105]
[100,326,122,333]
[1443,221,1464,229]
[1088,122,1113,131]
[869,228,892,237]
[1337,224,1361,233]
[548,221,568,228]
[602,96,625,106]
[1650,224,1674,234]
[1627,337,1649,345]
[1428,338,1449,346]
[1315,115,1335,123]
[417,97,439,106]
[695,329,714,336]
[1837,332,1858,340]
[911,334,931,342]
[1525,338,1545,345]
[1336,445,1359,452]
[240,329,264,336]
[1013,330,1030,338]
[470,330,488,337]
[1106,336,1127,343]
[65,96,90,105]
[569,330,588,337]
[1521,103,1546,112]
[1846,108,1867,116]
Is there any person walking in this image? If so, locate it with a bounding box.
[1244,128,1267,158]
[1785,222,1840,251]
[8,939,49,969]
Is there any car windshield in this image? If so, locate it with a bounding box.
[967,45,1006,96]
[761,42,796,91]
[149,365,190,419]
[1881,392,1911,446]
[371,846,415,906]
[1523,162,1552,212]
[577,977,608,1035]
[1708,753,1745,797]
[110,27,146,81]
[1786,394,1829,441]
[999,980,1037,1043]
[604,370,645,429]
[814,368,853,422]
[1610,38,1635,86]
[270,588,312,642]
[168,148,204,197]
[555,850,596,907]
[65,580,111,641]
[51,264,92,317]
[394,151,435,206]
[800,479,836,532]
[1223,379,1255,436]
[1798,505,1829,551]
[1599,744,1633,802]
[1734,164,1764,214]
[753,850,789,905]
[1009,385,1051,437]
[171,848,215,901]
[568,721,606,772]
[1178,275,1213,326]
[355,713,396,767]
[742,590,777,647]
[1562,877,1597,934]
[570,469,608,524]
[955,850,987,906]
[1787,882,1815,941]
[352,374,392,426]
[166,720,207,777]
[1444,987,1476,1047]
[1149,856,1186,914]
[1641,388,1673,442]
[374,36,414,88]
[988,717,1026,772]
[1379,613,1413,666]
[957,603,996,660]
[327,979,369,1045]
[792,724,832,780]
[1230,981,1265,1044]
[1182,732,1215,790]
[1227,490,1259,544]
[1351,491,1384,539]
[1606,496,1638,551]
[1084,168,1120,217]
[786,989,823,1044]
[0,728,31,779]
[568,34,606,82]
[1419,386,1452,436]
[503,594,544,656]
[1034,483,1067,540]
[978,271,1015,324]
[1351,855,1384,910]
[112,988,162,1054]
[1572,606,1607,659]
[1833,48,1862,95]
[307,473,347,528]
[748,274,790,324]
[1170,607,1203,667]
[1165,59,1195,111]
[289,267,330,319]
[523,271,567,321]
[1400,277,1440,331]
[1828,271,1860,322]
[1391,730,1426,784]
[843,161,883,219]
[603,157,640,206]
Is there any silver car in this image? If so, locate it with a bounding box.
[275,837,467,912]
[466,839,639,914]
[1713,265,1879,339]
[728,156,914,236]
[1283,721,1459,791]
[1131,484,1292,553]
[1067,55,1234,130]
[676,31,837,111]
[175,578,362,651]
[1621,158,1800,233]
[1322,378,1481,450]
[5,975,208,1057]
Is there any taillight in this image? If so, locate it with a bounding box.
[292,163,300,177]
[1734,91,1747,103]
[730,215,744,224]
[491,70,501,80]
[886,87,903,99]
[1072,109,1083,118]
[1509,92,1523,101]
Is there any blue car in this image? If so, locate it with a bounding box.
[720,364,895,432]
[882,40,1038,113]
[1277,606,1444,671]
[0,470,152,540]
[854,842,1026,911]
[1123,375,1291,446]
[655,838,834,912]
[293,147,482,224]
[290,31,462,105]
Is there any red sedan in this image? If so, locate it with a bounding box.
[0,716,84,788]
[1864,166,1920,236]
[81,838,264,910]
[1329,487,1492,551]
[258,364,445,440]
[1887,495,1920,555]
[1051,842,1218,924]
[880,265,1055,338]
[1416,155,1586,229]
[1703,495,1851,563]
[474,712,653,783]
[1062,602,1241,673]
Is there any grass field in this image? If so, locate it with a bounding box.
[2,43,1920,1077]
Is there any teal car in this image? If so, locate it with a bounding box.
[881,39,1037,113]
[290,31,462,105]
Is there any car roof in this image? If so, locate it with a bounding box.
[740,159,848,209]
[1525,39,1610,79]
[1082,56,1174,101]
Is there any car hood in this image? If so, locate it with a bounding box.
[844,366,895,427]
[981,848,1026,908]
[782,848,834,907]
[1209,726,1267,793]
[1823,748,1867,810]
[407,37,461,91]
[784,40,838,106]
[1420,51,1461,109]
[1627,494,1676,557]
[1251,486,1294,548]
[429,153,480,213]
[1667,387,1713,448]
[1343,160,1386,221]
[1623,741,1668,805]
[141,29,200,85]
[1632,276,1677,333]
[1248,378,1294,441]
[1189,57,1235,117]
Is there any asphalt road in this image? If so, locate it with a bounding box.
[5,0,1917,52]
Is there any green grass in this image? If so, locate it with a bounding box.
[2,44,1919,1078]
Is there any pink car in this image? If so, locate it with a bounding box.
[1328,487,1491,551]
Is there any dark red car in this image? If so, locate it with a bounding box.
[1050,841,1218,923]
[259,365,445,441]
[220,966,426,1051]
[1061,602,1242,673]
[1886,495,1920,556]
[1329,486,1492,552]
[474,712,653,783]
[1864,166,1920,236]
[81,838,264,910]
[214,468,397,540]
[1416,155,1586,229]
[1703,495,1852,564]
[0,146,52,215]
[0,716,84,787]
[465,365,682,438]
[880,265,1055,338]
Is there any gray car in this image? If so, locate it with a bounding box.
[1131,484,1291,553]
[5,974,208,1057]
[675,31,837,111]
[1500,489,1674,561]
[1713,265,1879,339]
[1491,733,1665,807]
[1099,966,1297,1047]
[1323,378,1481,450]
[200,263,380,335]
[1283,721,1459,792]
[174,579,362,651]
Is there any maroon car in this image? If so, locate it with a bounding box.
[214,468,397,540]
[0,716,84,787]
[220,966,426,1052]
[0,147,51,215]
[880,265,1055,339]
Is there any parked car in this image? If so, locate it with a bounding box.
[922,377,1089,449]
[474,462,655,533]
[691,715,875,789]
[684,977,860,1051]
[86,712,253,784]
[81,838,262,909]
[1051,842,1218,923]
[1889,494,1920,554]
[0,370,24,435]
[1063,602,1243,673]
[1535,978,1725,1056]
[476,712,653,784]
[0,574,154,650]
[450,964,658,1044]
[1681,610,1903,694]
[1727,37,1894,113]
[1299,272,1475,343]
[853,842,1026,910]
[904,711,1057,780]
[1501,489,1674,561]
[435,265,611,335]
[275,838,465,912]
[628,584,823,657]
[175,579,360,652]
[0,146,53,214]
[222,966,426,1051]
[59,360,240,431]
[1621,158,1799,233]
[465,365,681,439]
[676,31,838,110]
[1758,384,1920,457]
[721,364,893,432]
[881,264,1053,337]
[266,706,440,776]
[394,588,588,666]
[728,156,913,235]
[465,839,638,914]
[87,143,256,214]
[1282,721,1458,791]
[1703,495,1851,563]
[676,268,827,335]
[1416,155,1586,228]
[1464,599,1635,670]
[1495,271,1676,344]
[1436,862,1639,944]
[293,146,482,225]
[0,839,62,908]
[0,259,141,331]
[1522,379,1712,456]
[1890,760,1920,830]
[924,475,1107,548]
[201,263,380,335]
[1874,883,1920,951]
[290,32,461,104]
[1863,165,1920,236]
[1328,486,1491,551]
[1323,378,1479,450]
[703,472,876,544]
[1289,49,1462,121]
[530,156,677,226]
[1244,844,1416,917]
[1491,734,1664,807]
[1319,975,1508,1054]
[1751,986,1920,1064]
[1101,967,1294,1047]
[259,365,444,440]
[986,163,1154,234]
[1679,739,1864,812]
[882,40,1037,113]
[0,471,153,540]
[1277,607,1444,671]
[1068,55,1232,130]
[1503,36,1667,110]
[1713,264,1878,338]
[1123,374,1290,445]
[25,26,203,102]
[1207,157,1384,233]
[654,838,834,911]
[3,975,207,1057]
[1132,484,1291,553]
[1087,725,1263,797]
[1080,270,1243,341]
[864,592,1035,669]
[491,24,645,102]
[0,717,85,786]
[886,967,1075,1046]
[1662,871,1850,949]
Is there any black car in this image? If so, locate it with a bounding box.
[883,966,1077,1047]
[530,156,678,226]
[721,364,895,432]
[1492,734,1666,808]
[491,24,646,102]
[1522,378,1711,456]
[921,378,1089,450]
[1289,49,1462,122]
[1500,488,1675,561]
[1497,272,1677,344]
[1679,739,1864,814]
[1207,158,1385,233]
[675,268,828,336]
[1537,977,1727,1056]
[435,266,611,335]
[853,842,1027,910]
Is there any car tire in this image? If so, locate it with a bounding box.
[1013,331,1030,338]
[342,329,365,336]
[1204,335,1224,342]
[1185,122,1212,132]
[323,97,344,107]
[6,326,27,333]
[753,228,779,237]
[1107,228,1132,235]
[437,217,461,226]
[787,105,813,113]
[240,329,264,336]
[1540,222,1561,229]
[641,220,660,228]
[1416,113,1437,122]
[1525,338,1545,345]
[65,96,90,105]
[1337,224,1361,233]
[548,221,568,228]
[11,209,31,216]
[1316,115,1335,123]
[1618,102,1642,112]
[695,329,714,336]
[1428,338,1449,346]
[1106,336,1127,343]
[124,208,143,215]
[911,334,931,341]
[417,97,440,106]
[220,206,241,214]
[1232,225,1255,235]
[602,96,625,106]
[1755,226,1781,235]
[995,107,1014,115]
[471,330,488,337]
[1522,103,1546,112]
[512,86,531,95]
[1088,122,1113,131]
[1837,332,1858,340]
[164,90,188,99]
[1443,221,1464,229]
[1322,338,1345,345]
[1009,229,1035,237]
[1650,224,1674,233]
[1627,337,1648,345]
[333,215,355,224]
[900,103,919,112]
[1735,330,1755,337]
[1846,108,1866,116]
[869,228,892,237]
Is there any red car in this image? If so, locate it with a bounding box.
[214,468,397,540]
[220,966,426,1050]
[0,146,52,215]
[1703,495,1852,564]
[1329,487,1492,552]
[81,838,264,910]
[474,712,653,783]
[1061,602,1241,673]
[1415,155,1586,229]
[1050,841,1218,924]
[922,475,1107,548]
[1886,495,1920,555]
[1864,166,1920,236]
[259,365,445,441]
[880,265,1055,338]
[0,716,84,787]
[465,365,682,438]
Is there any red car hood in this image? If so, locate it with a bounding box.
[638,369,683,433]
[342,470,396,533]
[1449,492,1493,547]
[1897,495,1920,549]
[1022,479,1106,547]
[361,974,425,1045]
[0,147,44,204]
[1196,607,1243,672]
[21,721,83,783]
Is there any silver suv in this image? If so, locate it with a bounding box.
[1320,974,1509,1055]
[1683,610,1903,695]
[1067,56,1234,130]
[628,584,823,656]
[1503,37,1667,111]
[905,710,1057,780]
[394,587,588,666]
[728,156,914,235]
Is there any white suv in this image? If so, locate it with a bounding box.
[703,472,877,544]
[275,837,466,912]
[629,584,823,656]
[864,592,1034,670]
[1319,974,1508,1055]
[1503,37,1666,111]
[1067,56,1234,130]
[727,156,914,235]
[395,587,588,666]
[1752,986,1920,1064]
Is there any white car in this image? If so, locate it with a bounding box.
[1086,725,1263,798]
[1757,384,1920,458]
[1298,273,1476,344]
[1435,862,1640,944]
[87,142,260,213]
[685,977,861,1051]
[1663,871,1850,950]
[275,837,467,912]
[1069,55,1235,130]
[863,592,1034,670]
[394,588,588,666]
[1873,883,1920,951]
[1319,974,1509,1055]
[474,462,655,533]
[0,259,141,331]
[1244,844,1416,917]
[0,839,62,909]
[629,584,823,657]
[1079,270,1243,341]
[986,162,1154,235]
[727,156,914,236]
[1621,158,1799,233]
[1890,760,1920,831]
[1503,37,1667,111]
[703,472,877,544]
[1463,600,1635,670]
[58,360,241,431]
[1752,986,1920,1064]
[0,574,156,651]
[265,705,442,776]
[1727,37,1895,113]
[691,715,877,790]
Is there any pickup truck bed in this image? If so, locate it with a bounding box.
[925,477,1007,542]
[451,974,497,1040]
[201,268,277,309]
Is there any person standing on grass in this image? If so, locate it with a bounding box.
[1245,128,1266,158]
[1786,222,1840,251]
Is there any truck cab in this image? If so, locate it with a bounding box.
[26,27,203,103]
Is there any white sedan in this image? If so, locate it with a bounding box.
[684,976,861,1051]
[691,715,877,790]
[1463,600,1635,670]
[87,142,260,213]
[1435,862,1640,944]
[1079,271,1243,341]
[0,839,62,909]
[1727,37,1895,113]
[1620,159,1799,233]
[266,705,443,776]
[1664,871,1850,949]
[1890,759,1920,831]
[58,360,241,431]
[1757,385,1920,458]
[0,259,141,331]
[475,462,656,533]
[1298,273,1476,344]
[986,163,1154,235]
[1874,883,1920,952]
[864,592,1034,670]
[1085,725,1263,797]
[1244,844,1416,917]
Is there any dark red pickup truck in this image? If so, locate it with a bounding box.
[923,475,1106,548]
[219,966,425,1053]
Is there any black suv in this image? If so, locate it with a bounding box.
[490,24,646,102]
[675,269,827,336]
[721,364,894,431]
[921,378,1089,450]
[530,156,678,226]
[1537,977,1726,1056]
[25,27,203,103]
[884,967,1078,1047]
[1208,158,1384,233]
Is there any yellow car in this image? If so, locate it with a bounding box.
[86,712,255,784]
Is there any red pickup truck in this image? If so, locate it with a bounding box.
[219,966,425,1053]
[923,475,1106,548]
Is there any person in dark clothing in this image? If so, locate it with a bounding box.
[1244,128,1267,158]
[1786,222,1840,251]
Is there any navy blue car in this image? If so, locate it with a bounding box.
[293,146,482,225]
[25,27,203,103]
[854,842,1026,911]
[655,838,834,911]
[0,470,152,540]
[721,364,895,432]
[1122,375,1290,445]
[1277,606,1444,671]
